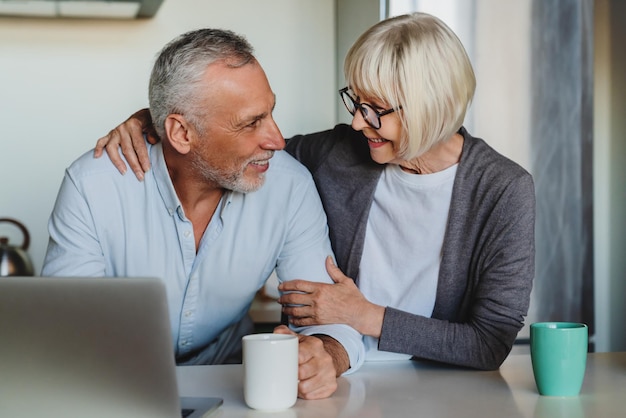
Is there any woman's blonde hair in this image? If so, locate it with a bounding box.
[344,12,476,159]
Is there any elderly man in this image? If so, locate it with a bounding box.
[42,29,364,399]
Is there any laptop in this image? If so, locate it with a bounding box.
[0,276,222,418]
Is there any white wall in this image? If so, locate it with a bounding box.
[335,0,379,123]
[0,0,336,274]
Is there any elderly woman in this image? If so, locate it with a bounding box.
[95,12,535,370]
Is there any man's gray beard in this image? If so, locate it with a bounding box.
[189,153,265,193]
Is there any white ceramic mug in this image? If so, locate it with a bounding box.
[242,333,299,411]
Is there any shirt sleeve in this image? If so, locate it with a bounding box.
[273,164,365,374]
[41,170,107,277]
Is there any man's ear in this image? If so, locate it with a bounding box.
[164,114,192,154]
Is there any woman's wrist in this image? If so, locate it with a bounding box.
[354,303,385,337]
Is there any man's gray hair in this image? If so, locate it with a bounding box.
[149,28,255,140]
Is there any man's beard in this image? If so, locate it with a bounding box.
[189,151,272,193]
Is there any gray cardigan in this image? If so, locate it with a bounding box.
[285,124,535,370]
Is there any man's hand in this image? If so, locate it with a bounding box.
[93,108,157,180]
[273,325,348,400]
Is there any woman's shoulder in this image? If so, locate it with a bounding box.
[285,124,374,171]
[460,128,532,182]
[452,129,535,227]
[286,123,361,145]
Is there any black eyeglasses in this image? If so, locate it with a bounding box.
[339,87,401,129]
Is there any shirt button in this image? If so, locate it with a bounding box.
[184,230,191,238]
[184,311,192,317]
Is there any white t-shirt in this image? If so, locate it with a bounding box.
[359,163,457,361]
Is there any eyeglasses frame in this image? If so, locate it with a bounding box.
[339,87,400,129]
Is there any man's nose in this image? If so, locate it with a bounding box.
[262,118,285,150]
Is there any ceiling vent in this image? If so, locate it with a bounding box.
[0,0,164,19]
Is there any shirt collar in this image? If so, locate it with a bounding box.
[151,142,182,218]
[151,142,236,221]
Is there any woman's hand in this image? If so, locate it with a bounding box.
[278,257,385,337]
[93,108,157,180]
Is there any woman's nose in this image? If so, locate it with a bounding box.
[350,109,369,131]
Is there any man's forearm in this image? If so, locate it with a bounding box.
[314,334,350,376]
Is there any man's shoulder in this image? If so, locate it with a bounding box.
[251,151,319,203]
[267,150,313,180]
[66,144,154,182]
[67,148,125,176]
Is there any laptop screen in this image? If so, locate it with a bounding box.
[0,276,221,418]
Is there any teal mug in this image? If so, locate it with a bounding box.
[530,322,588,396]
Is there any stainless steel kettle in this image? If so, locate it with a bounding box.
[0,218,35,276]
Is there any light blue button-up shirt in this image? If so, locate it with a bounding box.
[42,142,364,372]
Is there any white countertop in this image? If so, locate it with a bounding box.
[176,351,626,417]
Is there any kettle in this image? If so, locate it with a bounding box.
[0,218,35,276]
